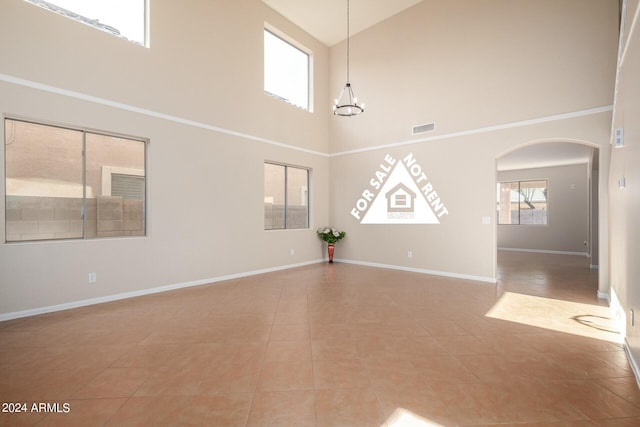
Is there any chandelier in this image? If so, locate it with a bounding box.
[333,0,364,116]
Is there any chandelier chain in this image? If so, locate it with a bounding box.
[346,0,350,83]
[332,0,364,116]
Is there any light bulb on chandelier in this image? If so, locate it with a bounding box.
[333,0,364,116]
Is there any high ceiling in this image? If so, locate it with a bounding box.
[262,0,424,46]
[262,1,600,171]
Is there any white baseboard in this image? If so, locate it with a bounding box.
[335,258,497,284]
[498,247,589,257]
[0,259,324,322]
[1,258,498,322]
[624,338,640,390]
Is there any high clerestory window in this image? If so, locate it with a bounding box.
[264,163,309,230]
[264,27,311,111]
[497,180,548,225]
[4,118,147,242]
[24,0,148,46]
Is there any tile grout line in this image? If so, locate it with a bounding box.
[241,281,281,427]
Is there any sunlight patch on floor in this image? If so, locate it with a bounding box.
[486,292,623,344]
[384,407,444,427]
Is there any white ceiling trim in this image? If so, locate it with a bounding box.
[0,72,611,169]
[0,73,330,157]
[330,106,613,157]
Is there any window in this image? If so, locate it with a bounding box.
[4,118,147,242]
[497,180,548,225]
[264,28,311,110]
[264,163,309,230]
[25,0,148,46]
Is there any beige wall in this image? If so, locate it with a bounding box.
[0,0,330,316]
[0,0,622,318]
[328,0,617,282]
[609,0,640,368]
[330,116,612,281]
[0,0,329,153]
[497,164,590,254]
[329,0,618,154]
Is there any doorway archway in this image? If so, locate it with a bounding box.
[495,140,601,297]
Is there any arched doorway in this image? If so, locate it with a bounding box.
[495,140,601,300]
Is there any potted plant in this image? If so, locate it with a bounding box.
[317,227,346,263]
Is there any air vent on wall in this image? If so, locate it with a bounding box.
[412,122,435,135]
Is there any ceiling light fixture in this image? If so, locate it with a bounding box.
[333,0,364,116]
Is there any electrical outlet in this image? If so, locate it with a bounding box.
[619,176,626,189]
[88,273,97,283]
[615,127,624,147]
[290,249,295,255]
[408,251,413,259]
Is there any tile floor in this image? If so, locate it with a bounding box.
[1,251,640,426]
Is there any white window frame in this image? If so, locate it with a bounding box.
[264,24,313,112]
[4,117,148,242]
[264,162,311,230]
